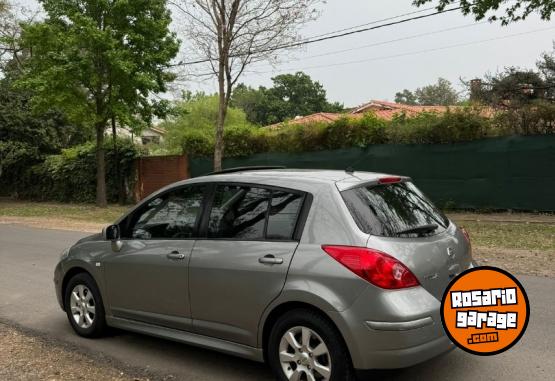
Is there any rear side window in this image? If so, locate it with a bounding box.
[207,184,304,240]
[341,181,449,237]
[267,191,303,240]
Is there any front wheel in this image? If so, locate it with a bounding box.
[64,272,107,338]
[268,308,354,381]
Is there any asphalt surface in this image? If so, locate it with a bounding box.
[0,224,553,381]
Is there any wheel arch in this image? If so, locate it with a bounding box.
[61,266,94,309]
[260,301,352,364]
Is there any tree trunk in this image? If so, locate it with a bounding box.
[214,59,227,172]
[96,123,108,207]
[111,116,125,204]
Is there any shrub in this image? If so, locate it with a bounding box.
[8,139,141,203]
[169,103,553,158]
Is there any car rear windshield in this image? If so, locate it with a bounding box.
[341,181,449,237]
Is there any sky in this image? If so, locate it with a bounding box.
[17,0,555,108]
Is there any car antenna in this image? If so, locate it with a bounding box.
[345,167,354,175]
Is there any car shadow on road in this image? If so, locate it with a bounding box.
[101,327,469,381]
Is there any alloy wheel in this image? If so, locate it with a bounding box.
[278,326,331,381]
[69,284,96,329]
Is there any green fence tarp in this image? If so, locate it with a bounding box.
[190,135,555,211]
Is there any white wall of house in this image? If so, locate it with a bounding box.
[106,127,165,145]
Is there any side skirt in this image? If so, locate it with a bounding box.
[106,316,264,363]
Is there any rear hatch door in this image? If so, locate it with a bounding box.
[340,179,472,299]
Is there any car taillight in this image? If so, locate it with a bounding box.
[321,245,419,289]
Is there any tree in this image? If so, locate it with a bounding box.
[413,0,555,25]
[162,93,252,155]
[173,0,318,171]
[415,78,460,105]
[472,69,546,106]
[0,74,86,193]
[232,72,343,125]
[537,46,555,100]
[231,84,271,125]
[18,0,179,206]
[394,78,460,105]
[394,89,418,105]
[0,0,27,72]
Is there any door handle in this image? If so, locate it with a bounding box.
[259,255,283,265]
[167,251,185,260]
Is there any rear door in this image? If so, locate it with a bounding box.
[189,183,306,346]
[341,181,472,299]
[103,184,206,330]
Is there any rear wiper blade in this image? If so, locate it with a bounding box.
[395,224,439,236]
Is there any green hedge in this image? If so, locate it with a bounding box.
[3,139,141,203]
[176,105,555,158]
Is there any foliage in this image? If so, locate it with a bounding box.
[19,0,179,130]
[172,102,555,159]
[4,139,142,203]
[394,89,418,105]
[395,78,460,106]
[0,75,88,186]
[537,47,555,100]
[232,72,344,125]
[17,0,179,205]
[470,45,555,108]
[473,68,546,106]
[413,0,555,25]
[162,94,254,156]
[388,108,491,144]
[492,101,555,135]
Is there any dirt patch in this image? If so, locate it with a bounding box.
[473,246,554,278]
[0,323,150,381]
[0,216,103,233]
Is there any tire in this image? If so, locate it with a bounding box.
[268,308,355,381]
[64,272,107,338]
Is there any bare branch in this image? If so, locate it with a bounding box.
[171,0,320,170]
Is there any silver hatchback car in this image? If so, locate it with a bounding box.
[54,168,474,380]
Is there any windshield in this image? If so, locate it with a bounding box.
[341,181,449,237]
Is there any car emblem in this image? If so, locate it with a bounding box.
[447,247,456,259]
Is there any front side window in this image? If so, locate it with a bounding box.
[207,184,304,240]
[126,185,205,239]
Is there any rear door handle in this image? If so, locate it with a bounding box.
[167,251,185,260]
[259,255,283,265]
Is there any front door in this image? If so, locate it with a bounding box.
[189,184,306,346]
[104,184,206,331]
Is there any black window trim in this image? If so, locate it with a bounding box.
[197,181,312,243]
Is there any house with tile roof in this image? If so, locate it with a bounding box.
[349,100,455,119]
[263,100,457,129]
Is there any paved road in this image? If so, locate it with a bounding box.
[0,224,553,380]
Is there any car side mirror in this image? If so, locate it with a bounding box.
[102,224,120,241]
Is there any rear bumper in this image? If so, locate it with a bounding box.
[354,324,455,369]
[329,285,454,370]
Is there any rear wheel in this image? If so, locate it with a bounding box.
[64,272,107,338]
[268,308,354,381]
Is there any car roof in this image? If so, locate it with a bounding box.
[187,168,404,190]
